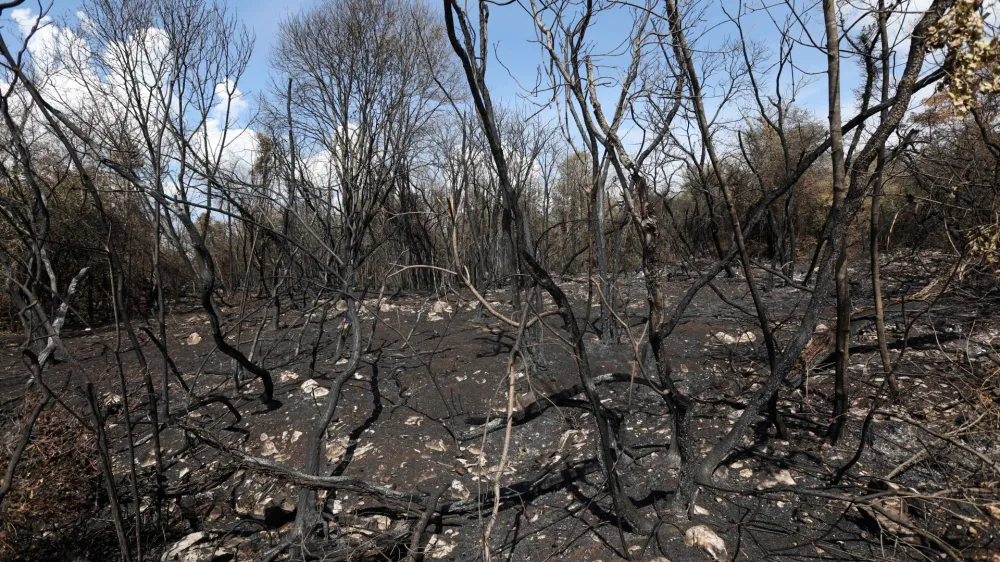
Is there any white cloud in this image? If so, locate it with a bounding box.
[210,79,249,127]
[6,8,260,191]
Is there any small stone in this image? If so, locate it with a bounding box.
[774,469,796,486]
[449,479,470,500]
[371,515,391,531]
[426,535,455,559]
[161,532,206,561]
[326,437,349,462]
[354,442,374,459]
[253,497,273,519]
[713,331,756,345]
[685,525,727,561]
[301,379,330,398]
[185,333,202,345]
[260,441,279,457]
[425,439,447,452]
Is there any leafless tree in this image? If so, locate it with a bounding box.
[3,0,999,560]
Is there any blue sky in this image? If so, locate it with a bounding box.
[2,0,947,138]
[40,0,315,97]
[4,0,823,105]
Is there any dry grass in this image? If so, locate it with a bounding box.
[0,398,98,560]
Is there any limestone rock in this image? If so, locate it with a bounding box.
[161,532,207,561]
[301,379,330,398]
[684,525,727,561]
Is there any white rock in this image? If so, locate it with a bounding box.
[354,442,374,459]
[425,439,447,452]
[326,436,349,462]
[139,453,157,468]
[426,535,455,559]
[185,332,202,345]
[301,379,330,398]
[279,370,299,382]
[449,479,470,500]
[713,331,756,345]
[161,532,206,561]
[176,545,217,562]
[684,525,727,561]
[987,504,1000,520]
[260,440,279,457]
[254,496,273,518]
[774,469,796,486]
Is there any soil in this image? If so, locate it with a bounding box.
[2,255,999,561]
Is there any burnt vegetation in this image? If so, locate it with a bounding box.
[1,0,1000,560]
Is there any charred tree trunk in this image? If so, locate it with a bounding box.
[825,0,851,445]
[871,0,900,397]
[444,0,648,532]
